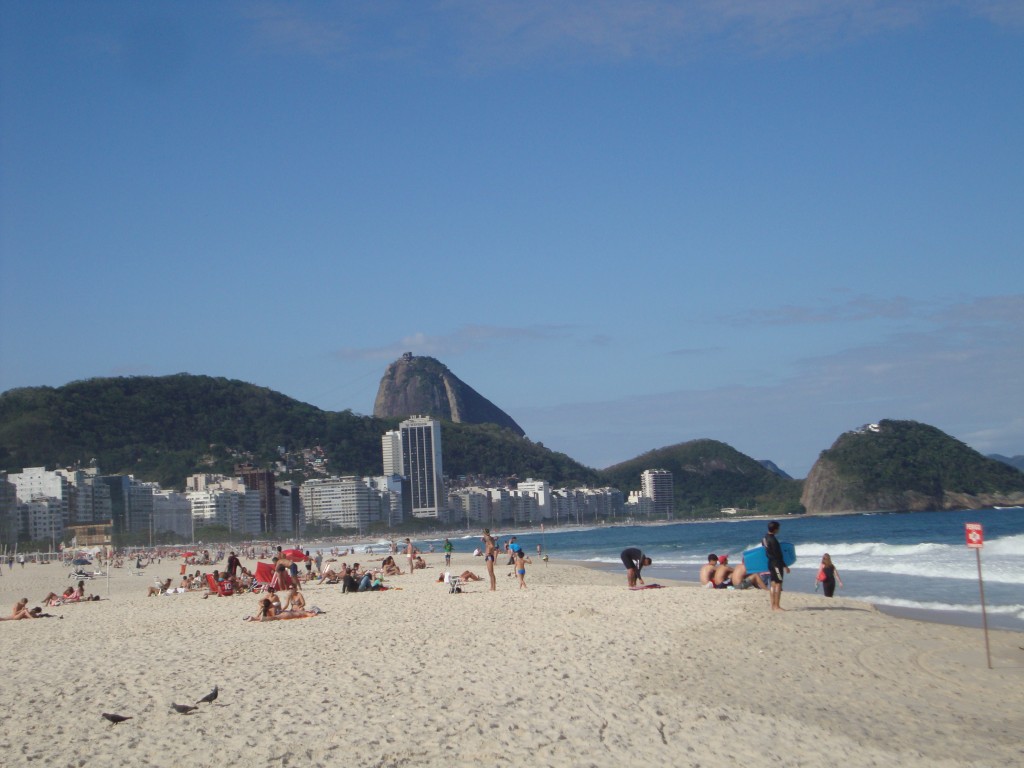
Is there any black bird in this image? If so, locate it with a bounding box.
[197,685,218,704]
[102,713,132,724]
[171,703,198,714]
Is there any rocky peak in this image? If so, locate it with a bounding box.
[372,354,526,436]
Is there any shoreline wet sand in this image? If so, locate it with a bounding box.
[1,552,1021,767]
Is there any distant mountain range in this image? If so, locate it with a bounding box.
[2,364,1021,517]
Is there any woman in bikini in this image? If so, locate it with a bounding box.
[482,528,497,591]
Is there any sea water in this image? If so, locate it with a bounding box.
[380,508,1023,633]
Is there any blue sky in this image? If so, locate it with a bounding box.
[2,1,1022,478]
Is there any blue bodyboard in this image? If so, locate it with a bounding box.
[742,541,796,573]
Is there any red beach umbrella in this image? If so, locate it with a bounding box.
[182,551,196,557]
[282,549,306,561]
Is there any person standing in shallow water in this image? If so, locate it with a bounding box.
[763,520,789,611]
[818,553,843,598]
[482,529,497,591]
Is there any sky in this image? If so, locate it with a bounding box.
[1,1,1022,479]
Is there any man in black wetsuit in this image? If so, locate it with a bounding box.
[620,547,652,588]
[762,521,789,611]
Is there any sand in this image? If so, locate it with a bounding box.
[0,552,1021,768]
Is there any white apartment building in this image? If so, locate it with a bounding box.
[641,469,674,518]
[625,490,655,518]
[8,467,71,541]
[382,430,402,476]
[516,478,551,520]
[449,486,492,528]
[300,476,379,531]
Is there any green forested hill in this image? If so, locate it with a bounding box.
[601,439,804,517]
[801,420,1024,513]
[0,375,597,488]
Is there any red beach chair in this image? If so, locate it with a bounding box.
[205,573,234,596]
[252,562,275,593]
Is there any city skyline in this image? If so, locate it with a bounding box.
[2,2,1022,478]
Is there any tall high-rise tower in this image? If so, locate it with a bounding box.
[382,430,402,476]
[399,415,444,518]
[641,469,674,518]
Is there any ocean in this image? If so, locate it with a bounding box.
[343,507,1024,633]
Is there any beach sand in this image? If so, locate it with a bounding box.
[1,552,1021,767]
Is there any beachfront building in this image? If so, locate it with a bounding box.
[56,464,112,526]
[185,475,262,536]
[367,474,407,527]
[235,465,278,534]
[382,430,402,476]
[0,473,16,546]
[516,478,551,521]
[641,469,674,519]
[399,415,445,519]
[152,489,193,540]
[300,475,380,532]
[274,481,300,535]
[449,486,491,529]
[625,490,655,519]
[549,486,625,525]
[7,466,72,541]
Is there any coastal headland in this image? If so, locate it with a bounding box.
[1,552,1021,767]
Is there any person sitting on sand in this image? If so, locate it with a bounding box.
[280,587,305,613]
[318,564,341,584]
[2,598,35,620]
[381,556,402,576]
[712,556,734,588]
[727,562,767,590]
[460,570,483,582]
[700,554,719,586]
[252,587,281,620]
[340,566,359,594]
[413,555,426,570]
[148,578,172,597]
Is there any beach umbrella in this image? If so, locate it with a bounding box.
[72,557,91,565]
[182,551,195,557]
[282,549,306,561]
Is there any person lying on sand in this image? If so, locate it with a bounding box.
[41,587,75,606]
[727,562,767,590]
[148,578,172,597]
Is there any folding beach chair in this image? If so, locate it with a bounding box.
[205,573,234,596]
[252,562,275,593]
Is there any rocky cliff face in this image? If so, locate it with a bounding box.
[801,420,1024,514]
[372,354,526,436]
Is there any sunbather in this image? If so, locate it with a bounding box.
[41,587,75,606]
[2,598,35,620]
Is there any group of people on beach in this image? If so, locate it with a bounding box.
[622,520,844,610]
